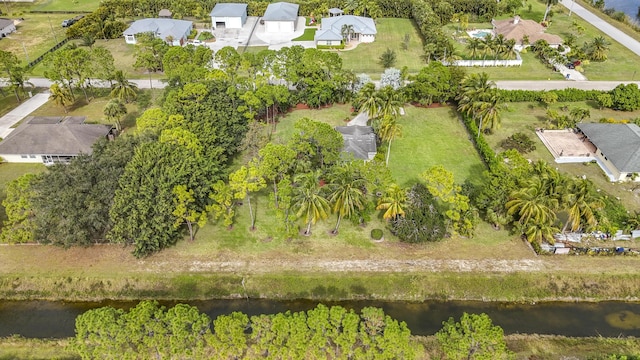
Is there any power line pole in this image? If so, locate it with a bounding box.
[48,16,59,43]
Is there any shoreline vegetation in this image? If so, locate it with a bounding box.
[2,334,640,359]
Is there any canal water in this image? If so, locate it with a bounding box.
[1,299,640,339]
[604,0,640,21]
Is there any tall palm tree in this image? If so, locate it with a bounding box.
[377,114,402,165]
[543,0,559,22]
[110,70,139,103]
[588,36,610,61]
[481,34,495,64]
[506,177,558,227]
[49,83,73,113]
[341,24,355,43]
[475,90,506,134]
[327,165,367,234]
[503,39,517,60]
[376,184,407,220]
[466,38,482,60]
[563,179,604,232]
[292,171,331,235]
[354,82,380,119]
[375,86,404,119]
[457,73,497,133]
[422,43,437,64]
[103,98,128,132]
[493,34,508,60]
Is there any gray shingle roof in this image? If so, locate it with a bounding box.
[210,3,247,17]
[0,18,13,30]
[578,123,640,172]
[336,125,377,160]
[263,2,299,21]
[123,18,192,41]
[0,116,112,155]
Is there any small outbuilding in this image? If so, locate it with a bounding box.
[210,3,248,29]
[123,18,193,46]
[0,116,113,165]
[263,2,299,33]
[336,125,377,161]
[158,9,172,19]
[0,18,16,38]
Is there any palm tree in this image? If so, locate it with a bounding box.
[110,70,139,103]
[422,43,437,64]
[292,171,331,235]
[506,177,558,227]
[588,36,610,61]
[570,107,590,123]
[375,86,404,119]
[49,83,73,113]
[376,184,407,220]
[327,165,367,234]
[562,179,604,232]
[103,98,128,132]
[354,83,380,119]
[524,222,559,245]
[475,91,506,134]
[466,38,482,60]
[457,73,497,133]
[543,0,559,22]
[377,114,402,165]
[492,34,508,60]
[341,24,355,44]
[503,39,517,60]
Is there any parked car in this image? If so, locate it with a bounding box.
[61,15,84,27]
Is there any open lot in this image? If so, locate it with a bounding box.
[338,18,425,78]
[31,0,99,12]
[0,15,69,66]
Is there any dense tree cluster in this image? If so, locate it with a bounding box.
[70,301,417,359]
[436,312,514,360]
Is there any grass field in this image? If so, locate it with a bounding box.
[339,18,425,78]
[0,94,21,118]
[483,101,640,211]
[0,15,70,67]
[31,0,100,12]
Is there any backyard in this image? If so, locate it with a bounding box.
[338,18,425,77]
[0,14,70,66]
[484,101,640,211]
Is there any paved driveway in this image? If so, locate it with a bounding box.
[0,92,50,139]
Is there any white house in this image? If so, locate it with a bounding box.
[0,116,113,165]
[578,123,640,181]
[0,18,16,38]
[123,18,193,46]
[263,2,299,33]
[314,15,376,45]
[210,3,248,29]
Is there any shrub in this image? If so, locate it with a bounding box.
[500,132,536,153]
[198,31,214,40]
[370,229,384,240]
[610,83,640,111]
[317,44,345,50]
[390,183,447,243]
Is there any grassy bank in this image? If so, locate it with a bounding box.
[4,269,640,302]
[2,333,639,359]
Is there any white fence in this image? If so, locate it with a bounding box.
[443,52,522,67]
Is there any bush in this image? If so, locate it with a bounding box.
[500,132,536,153]
[610,83,640,111]
[317,44,345,50]
[198,31,214,41]
[187,29,197,39]
[390,183,447,243]
[370,229,384,240]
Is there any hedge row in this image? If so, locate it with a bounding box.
[498,88,605,102]
[460,114,498,170]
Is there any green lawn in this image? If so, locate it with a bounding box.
[484,101,640,211]
[31,0,100,12]
[293,28,316,41]
[339,18,425,78]
[0,15,70,67]
[0,94,21,118]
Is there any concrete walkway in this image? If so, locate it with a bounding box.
[0,92,50,139]
[560,0,640,57]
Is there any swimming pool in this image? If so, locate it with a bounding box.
[467,29,493,39]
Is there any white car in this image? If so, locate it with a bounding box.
[191,40,203,46]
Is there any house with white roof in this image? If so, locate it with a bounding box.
[0,18,16,38]
[123,18,193,46]
[263,2,299,33]
[314,14,376,46]
[210,3,248,29]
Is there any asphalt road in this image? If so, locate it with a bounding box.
[560,0,640,57]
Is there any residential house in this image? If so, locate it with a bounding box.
[123,18,193,46]
[210,3,248,29]
[0,18,16,38]
[577,123,640,181]
[336,125,377,161]
[0,116,113,165]
[263,2,299,33]
[492,15,562,47]
[314,14,376,46]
